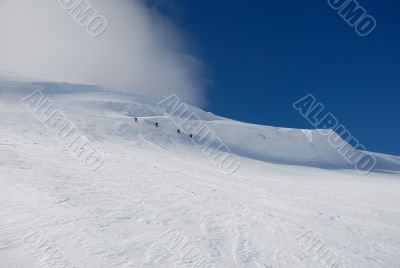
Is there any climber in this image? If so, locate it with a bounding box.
[177,129,181,134]
[189,134,193,139]
[134,117,138,123]
[155,122,159,128]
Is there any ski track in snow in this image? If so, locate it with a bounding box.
[0,75,400,267]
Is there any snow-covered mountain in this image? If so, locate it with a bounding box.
[1,73,399,267]
[2,72,398,173]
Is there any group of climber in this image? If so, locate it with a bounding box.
[132,116,194,139]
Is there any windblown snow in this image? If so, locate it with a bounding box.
[0,73,399,268]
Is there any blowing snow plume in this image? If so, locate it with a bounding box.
[0,0,205,105]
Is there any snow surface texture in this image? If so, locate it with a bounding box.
[0,73,399,267]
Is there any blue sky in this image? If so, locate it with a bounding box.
[157,0,400,156]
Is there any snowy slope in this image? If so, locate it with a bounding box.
[0,73,400,268]
[2,72,399,173]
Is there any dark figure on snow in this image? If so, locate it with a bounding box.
[134,117,138,123]
[155,122,159,128]
[189,134,193,138]
[177,129,181,134]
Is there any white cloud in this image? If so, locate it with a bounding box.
[0,0,206,105]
